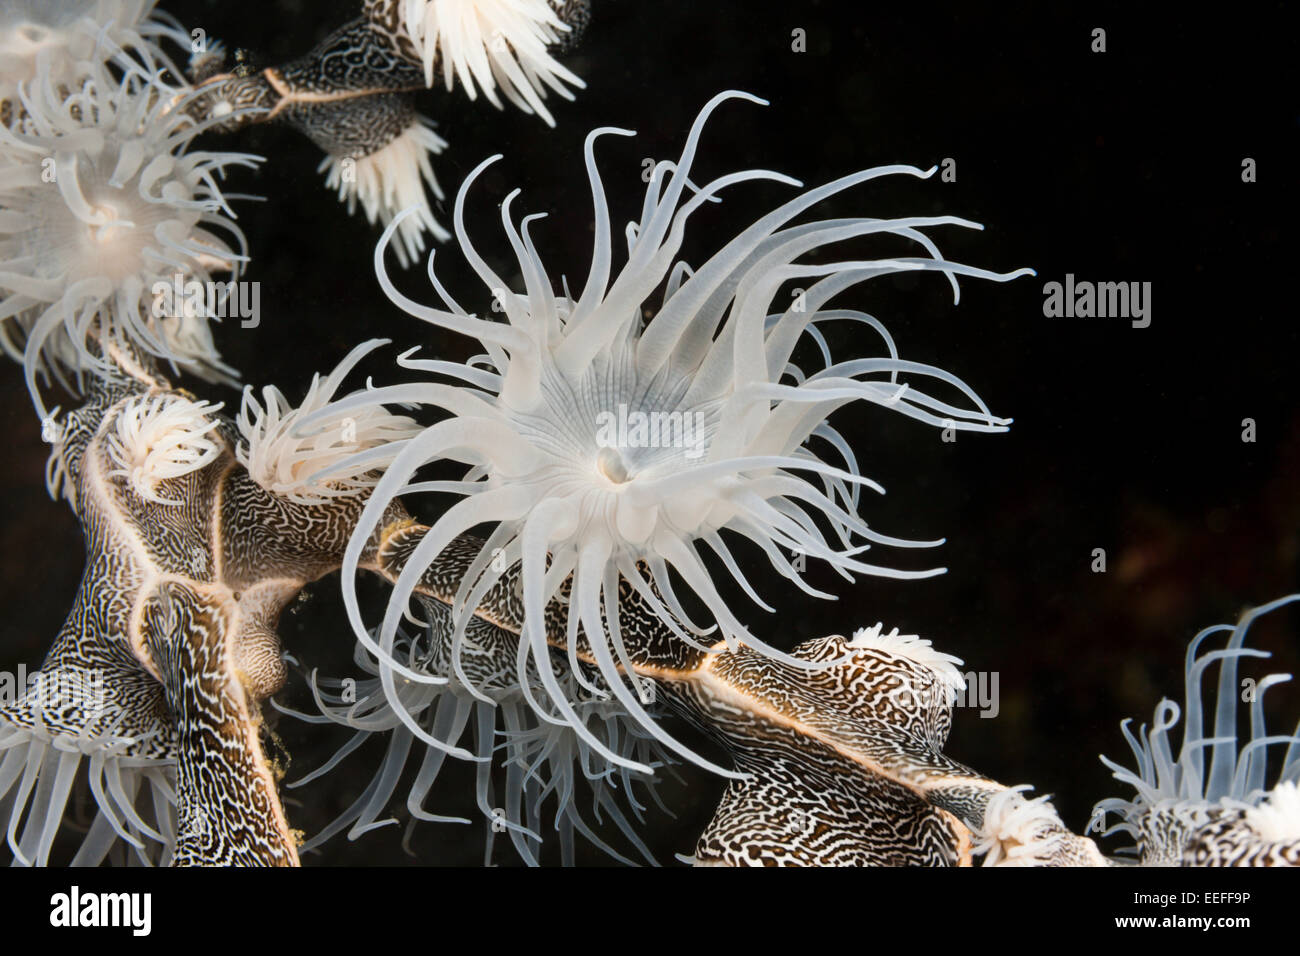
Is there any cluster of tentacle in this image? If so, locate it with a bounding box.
[0,36,257,414]
[0,1,189,127]
[1090,595,1300,865]
[283,589,676,865]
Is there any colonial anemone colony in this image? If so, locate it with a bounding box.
[0,0,1295,868]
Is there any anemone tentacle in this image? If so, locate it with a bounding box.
[317,115,451,268]
[0,56,260,414]
[374,0,588,126]
[0,0,191,128]
[0,677,178,867]
[282,593,674,866]
[236,338,424,505]
[1090,594,1300,865]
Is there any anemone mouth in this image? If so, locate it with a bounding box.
[0,3,94,71]
[28,159,177,286]
[1091,594,1300,858]
[311,89,1031,779]
[595,446,630,484]
[0,22,61,57]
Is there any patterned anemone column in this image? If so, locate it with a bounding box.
[354,521,1107,866]
[0,342,415,865]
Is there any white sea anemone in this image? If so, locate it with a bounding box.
[1090,594,1300,860]
[105,392,223,505]
[0,57,259,414]
[318,90,1031,776]
[236,339,423,505]
[974,786,1069,866]
[1243,780,1300,843]
[0,0,187,123]
[399,0,584,126]
[319,115,451,269]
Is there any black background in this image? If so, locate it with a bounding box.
[1,0,1297,866]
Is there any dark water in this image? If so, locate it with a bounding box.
[1,0,1296,865]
